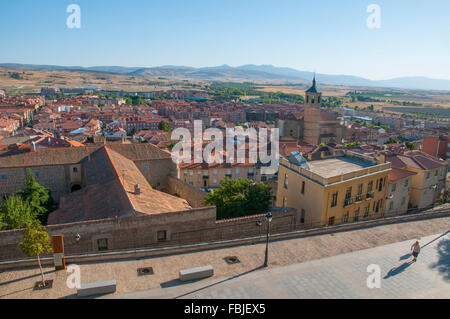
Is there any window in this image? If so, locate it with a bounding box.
[284,174,288,189]
[356,184,363,201]
[389,201,394,211]
[235,168,240,174]
[157,230,167,242]
[375,200,380,213]
[378,178,383,192]
[301,209,305,224]
[0,174,6,180]
[283,197,287,207]
[345,187,352,206]
[392,183,396,192]
[301,181,305,194]
[97,238,108,251]
[434,170,438,176]
[343,212,349,223]
[354,208,360,222]
[331,192,338,207]
[404,179,409,187]
[328,217,335,226]
[426,172,430,179]
[213,169,218,175]
[368,181,373,193]
[73,167,78,173]
[401,197,406,206]
[33,171,40,178]
[364,205,369,217]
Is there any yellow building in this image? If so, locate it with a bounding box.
[178,163,259,189]
[387,152,448,210]
[276,150,391,227]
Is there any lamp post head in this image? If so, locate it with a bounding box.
[265,212,273,222]
[75,233,81,242]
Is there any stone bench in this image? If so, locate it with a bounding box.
[77,280,116,297]
[179,265,214,282]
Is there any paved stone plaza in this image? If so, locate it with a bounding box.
[110,231,450,299]
[0,216,449,299]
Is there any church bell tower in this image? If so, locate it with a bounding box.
[303,75,322,145]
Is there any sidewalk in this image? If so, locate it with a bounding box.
[111,231,450,299]
[1,216,449,299]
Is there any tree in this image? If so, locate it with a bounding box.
[204,178,272,220]
[19,220,53,287]
[0,196,35,230]
[130,126,137,136]
[18,169,55,225]
[345,142,361,148]
[385,137,399,145]
[405,141,415,150]
[158,120,171,132]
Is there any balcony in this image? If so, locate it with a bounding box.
[344,198,353,207]
[366,191,375,199]
[355,194,364,202]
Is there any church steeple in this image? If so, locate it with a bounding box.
[306,73,318,93]
[305,74,321,106]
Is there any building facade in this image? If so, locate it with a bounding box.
[276,150,391,227]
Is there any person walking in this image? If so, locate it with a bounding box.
[411,241,421,262]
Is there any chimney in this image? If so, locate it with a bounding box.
[134,184,141,195]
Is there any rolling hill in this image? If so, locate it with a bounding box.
[1,63,450,91]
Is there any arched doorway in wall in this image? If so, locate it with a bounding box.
[71,184,82,193]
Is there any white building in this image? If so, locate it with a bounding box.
[384,168,417,216]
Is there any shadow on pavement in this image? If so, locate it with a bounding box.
[399,253,411,261]
[383,261,414,279]
[172,265,264,299]
[161,277,209,289]
[0,269,54,287]
[0,286,33,298]
[422,231,449,249]
[430,238,450,281]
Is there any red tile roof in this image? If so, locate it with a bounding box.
[388,167,417,181]
[48,146,191,225]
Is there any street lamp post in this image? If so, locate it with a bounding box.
[263,211,273,267]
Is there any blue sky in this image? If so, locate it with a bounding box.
[0,0,449,80]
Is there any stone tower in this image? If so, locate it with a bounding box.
[303,75,322,145]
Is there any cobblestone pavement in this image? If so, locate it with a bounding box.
[112,231,450,299]
[1,216,449,299]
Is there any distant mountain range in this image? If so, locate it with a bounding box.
[1,63,450,91]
